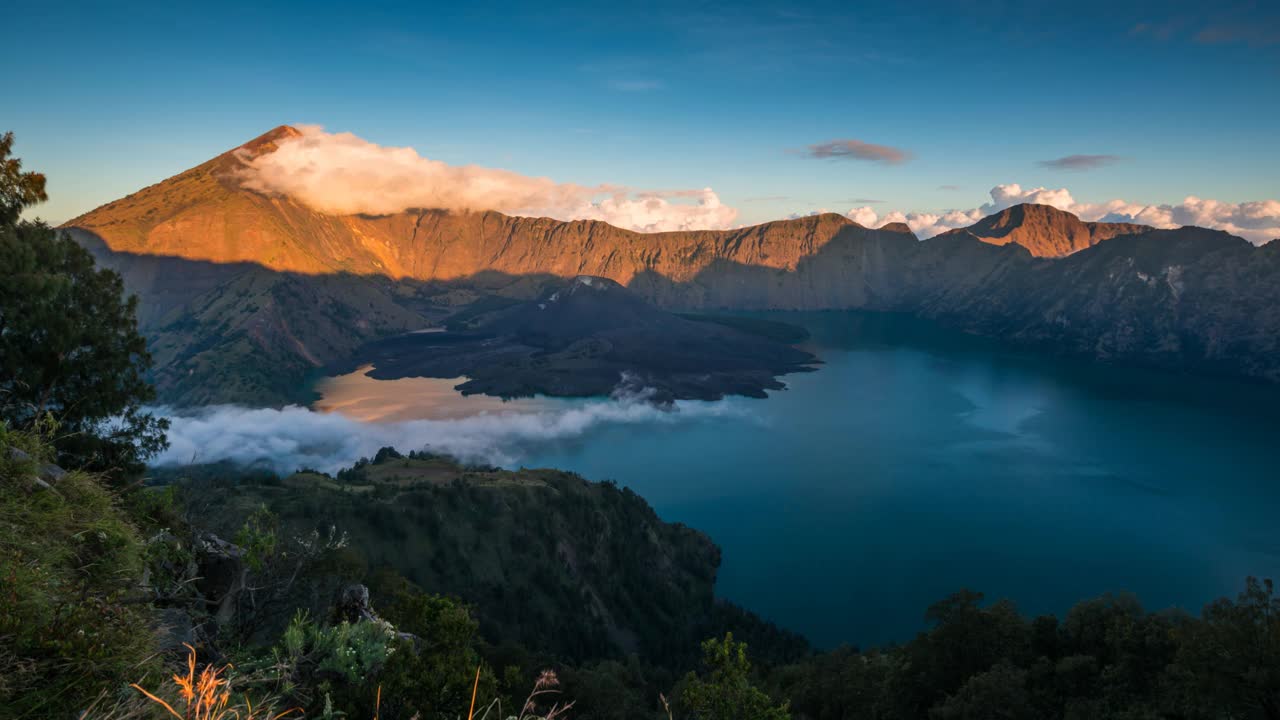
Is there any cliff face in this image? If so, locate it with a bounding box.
[61,127,1280,404]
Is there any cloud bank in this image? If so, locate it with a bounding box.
[840,184,1280,244]
[237,126,737,233]
[802,139,910,165]
[152,395,749,476]
[1037,154,1120,171]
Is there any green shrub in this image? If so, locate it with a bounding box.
[677,634,790,720]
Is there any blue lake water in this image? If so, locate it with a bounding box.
[320,311,1280,648]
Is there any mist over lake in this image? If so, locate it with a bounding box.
[313,311,1280,648]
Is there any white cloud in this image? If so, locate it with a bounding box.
[984,183,1075,213]
[237,125,738,233]
[846,206,879,227]
[152,394,749,475]
[835,184,1280,244]
[236,128,1277,243]
[1081,197,1280,245]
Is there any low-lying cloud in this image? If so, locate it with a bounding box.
[152,394,750,476]
[1037,154,1121,171]
[840,184,1280,244]
[802,139,911,165]
[236,126,737,233]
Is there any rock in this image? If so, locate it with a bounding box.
[333,583,378,624]
[332,583,420,647]
[7,445,57,489]
[38,462,66,484]
[7,447,58,491]
[194,533,247,626]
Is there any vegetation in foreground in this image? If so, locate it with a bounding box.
[2,133,1279,719]
[5,432,1280,719]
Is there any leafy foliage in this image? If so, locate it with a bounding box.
[367,574,496,719]
[677,634,790,720]
[0,131,46,225]
[768,581,1280,720]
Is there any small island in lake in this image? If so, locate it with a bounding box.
[340,275,819,402]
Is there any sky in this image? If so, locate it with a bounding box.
[5,0,1280,239]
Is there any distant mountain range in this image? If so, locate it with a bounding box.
[63,127,1280,405]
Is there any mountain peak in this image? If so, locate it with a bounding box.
[983,202,1077,229]
[878,221,915,236]
[542,275,627,305]
[569,275,622,292]
[941,202,1150,257]
[236,125,302,158]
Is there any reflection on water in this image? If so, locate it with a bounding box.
[315,365,557,421]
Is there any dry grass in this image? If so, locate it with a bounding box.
[81,644,299,720]
[469,669,575,720]
[89,646,576,720]
[130,644,299,720]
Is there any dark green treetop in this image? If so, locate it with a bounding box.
[0,131,167,477]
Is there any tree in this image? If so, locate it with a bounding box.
[929,662,1035,720]
[1171,577,1280,719]
[0,131,167,477]
[0,131,46,224]
[678,633,790,720]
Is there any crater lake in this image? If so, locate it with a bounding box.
[315,311,1280,647]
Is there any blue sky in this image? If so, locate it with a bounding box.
[5,0,1279,229]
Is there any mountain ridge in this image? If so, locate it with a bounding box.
[59,128,1280,405]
